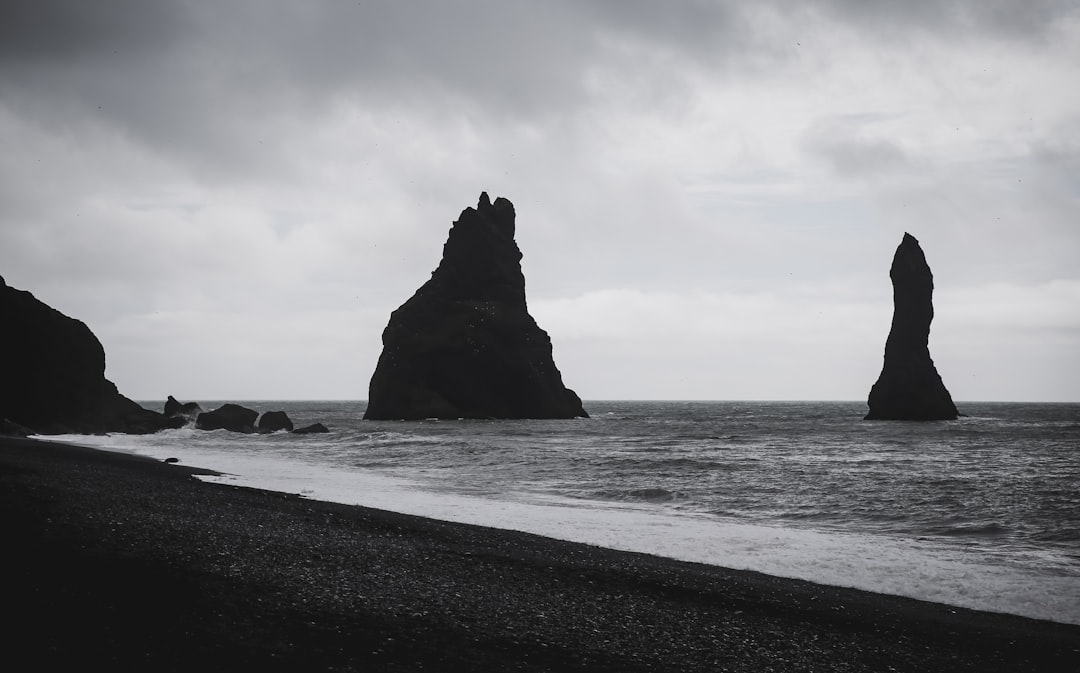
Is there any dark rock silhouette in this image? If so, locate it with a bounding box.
[865,233,959,420]
[364,193,587,420]
[1,418,33,437]
[196,404,259,433]
[293,422,330,434]
[257,410,294,433]
[188,403,325,434]
[164,395,203,421]
[0,274,180,434]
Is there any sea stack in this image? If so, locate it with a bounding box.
[865,233,959,420]
[364,193,587,420]
[0,274,180,434]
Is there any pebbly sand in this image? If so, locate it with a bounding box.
[2,436,1077,672]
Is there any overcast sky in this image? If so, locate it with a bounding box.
[2,1,1078,403]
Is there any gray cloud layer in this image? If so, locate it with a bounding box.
[4,1,1073,173]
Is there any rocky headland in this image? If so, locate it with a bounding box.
[364,193,587,420]
[865,233,959,420]
[0,275,180,435]
[0,273,331,437]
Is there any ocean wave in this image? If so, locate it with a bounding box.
[922,522,1011,538]
[582,487,691,504]
[54,399,1078,620]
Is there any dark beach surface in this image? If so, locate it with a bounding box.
[3,436,1077,672]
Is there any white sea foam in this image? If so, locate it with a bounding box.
[43,431,1080,625]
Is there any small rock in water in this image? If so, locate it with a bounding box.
[195,404,259,433]
[164,395,203,421]
[292,423,330,434]
[257,410,294,433]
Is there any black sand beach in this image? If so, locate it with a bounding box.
[3,436,1077,672]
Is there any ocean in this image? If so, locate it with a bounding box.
[46,400,1080,625]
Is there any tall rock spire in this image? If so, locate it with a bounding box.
[364,193,587,420]
[865,233,959,420]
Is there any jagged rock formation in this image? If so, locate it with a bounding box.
[0,274,180,434]
[364,193,587,420]
[164,395,203,422]
[195,404,259,433]
[172,399,325,434]
[865,233,959,420]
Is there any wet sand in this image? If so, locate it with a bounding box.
[2,435,1077,672]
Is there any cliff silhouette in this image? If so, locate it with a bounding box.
[364,193,587,420]
[865,234,959,420]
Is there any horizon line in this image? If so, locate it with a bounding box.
[133,398,1080,405]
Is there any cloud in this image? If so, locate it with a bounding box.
[0,1,189,62]
[529,279,1080,401]
[529,285,891,399]
[1,1,1077,400]
[532,286,887,343]
[802,115,917,178]
[96,303,386,401]
[814,0,1078,41]
[936,280,1080,334]
[932,280,1080,401]
[1,1,604,175]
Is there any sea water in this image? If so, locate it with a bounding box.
[45,401,1080,625]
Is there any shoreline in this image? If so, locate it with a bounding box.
[4,435,1078,671]
[44,420,1080,627]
